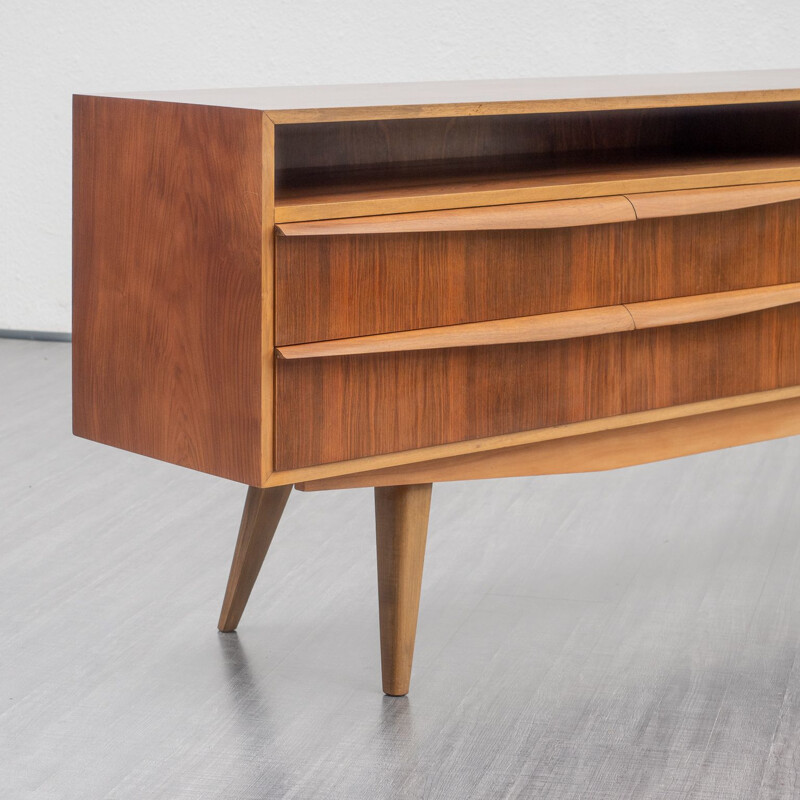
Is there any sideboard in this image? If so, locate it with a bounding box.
[73,70,800,694]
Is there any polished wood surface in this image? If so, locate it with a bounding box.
[620,201,800,303]
[266,386,800,488]
[277,196,637,235]
[275,153,800,222]
[277,283,800,360]
[297,396,800,490]
[374,484,432,696]
[629,283,800,330]
[277,181,800,236]
[72,97,269,485]
[261,117,277,478]
[275,306,800,470]
[276,200,800,345]
[275,103,800,173]
[96,69,800,122]
[276,224,622,344]
[73,77,800,700]
[73,82,800,488]
[628,181,800,219]
[278,306,635,359]
[218,485,292,631]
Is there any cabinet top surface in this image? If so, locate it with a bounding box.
[82,69,800,122]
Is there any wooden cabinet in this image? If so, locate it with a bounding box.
[73,71,800,695]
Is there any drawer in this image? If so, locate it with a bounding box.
[275,187,800,346]
[274,304,800,470]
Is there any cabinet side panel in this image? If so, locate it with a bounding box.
[73,97,265,484]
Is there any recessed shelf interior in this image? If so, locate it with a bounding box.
[274,102,800,221]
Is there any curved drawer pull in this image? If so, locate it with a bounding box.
[277,196,637,235]
[628,282,800,329]
[277,283,800,360]
[628,181,800,219]
[277,181,800,236]
[279,306,634,358]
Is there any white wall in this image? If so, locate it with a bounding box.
[2,0,799,333]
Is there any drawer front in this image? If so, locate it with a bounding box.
[276,224,623,345]
[621,201,800,302]
[275,305,800,470]
[275,200,800,345]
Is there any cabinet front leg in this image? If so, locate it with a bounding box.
[375,483,433,696]
[218,484,292,632]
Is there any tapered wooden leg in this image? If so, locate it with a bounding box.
[218,484,292,632]
[375,483,433,696]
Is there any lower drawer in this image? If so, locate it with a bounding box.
[274,305,800,470]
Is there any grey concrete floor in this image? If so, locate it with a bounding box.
[2,338,800,799]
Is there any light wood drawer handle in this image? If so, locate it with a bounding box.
[627,181,800,219]
[277,181,800,236]
[277,195,637,235]
[280,306,634,358]
[277,283,800,360]
[628,282,800,329]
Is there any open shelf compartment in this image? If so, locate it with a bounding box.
[274,102,800,222]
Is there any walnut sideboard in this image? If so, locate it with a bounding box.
[73,70,800,695]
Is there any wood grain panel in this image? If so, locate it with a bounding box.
[296,396,800,490]
[275,109,689,172]
[261,115,277,478]
[622,200,800,302]
[277,284,800,360]
[100,70,800,121]
[618,307,788,414]
[275,306,800,470]
[629,283,800,330]
[267,386,800,487]
[73,97,268,485]
[628,181,800,219]
[278,306,635,359]
[278,182,800,237]
[277,199,800,345]
[275,153,800,223]
[267,84,800,124]
[276,225,625,345]
[275,102,800,220]
[275,103,800,173]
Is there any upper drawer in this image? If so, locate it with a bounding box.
[275,184,800,346]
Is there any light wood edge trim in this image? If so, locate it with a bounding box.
[274,168,800,223]
[276,283,800,360]
[260,113,276,482]
[265,89,800,124]
[258,385,800,488]
[277,306,635,359]
[277,196,636,236]
[294,395,800,490]
[629,282,800,330]
[628,180,800,219]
